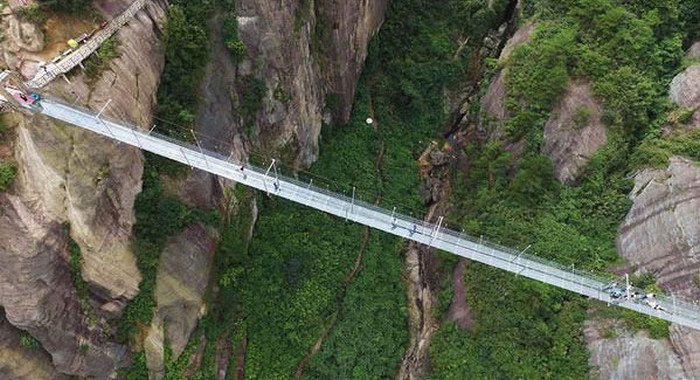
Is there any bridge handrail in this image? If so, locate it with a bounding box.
[42,94,700,328]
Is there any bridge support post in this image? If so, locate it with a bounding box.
[95,99,117,141]
[429,216,444,246]
[180,147,193,169]
[263,159,276,195]
[191,129,210,171]
[346,186,355,221]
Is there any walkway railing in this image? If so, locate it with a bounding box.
[24,0,148,89]
[37,95,700,331]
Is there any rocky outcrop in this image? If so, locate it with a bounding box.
[687,42,700,59]
[617,157,700,299]
[499,20,534,62]
[477,21,535,147]
[21,0,168,305]
[0,194,126,377]
[316,0,389,122]
[541,80,606,183]
[145,223,219,378]
[0,0,168,376]
[0,310,66,380]
[236,0,387,168]
[585,320,687,379]
[669,64,700,126]
[593,157,700,379]
[7,15,44,53]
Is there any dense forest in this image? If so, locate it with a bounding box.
[115,0,700,377]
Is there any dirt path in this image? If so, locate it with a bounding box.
[445,260,475,329]
[234,334,247,380]
[294,141,386,379]
[294,226,372,379]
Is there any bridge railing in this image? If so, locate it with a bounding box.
[45,94,700,329]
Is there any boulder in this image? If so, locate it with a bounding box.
[600,157,700,378]
[145,223,218,377]
[7,16,44,52]
[686,41,700,59]
[499,20,535,63]
[541,80,606,183]
[236,0,388,168]
[669,64,700,126]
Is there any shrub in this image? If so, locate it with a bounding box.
[15,4,44,24]
[223,12,247,61]
[572,106,593,128]
[38,0,92,14]
[19,332,39,350]
[0,160,16,191]
[83,37,120,81]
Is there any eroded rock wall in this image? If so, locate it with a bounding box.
[0,310,66,380]
[19,0,167,305]
[236,0,387,168]
[0,0,168,376]
[0,194,126,377]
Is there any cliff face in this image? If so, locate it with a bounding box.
[586,48,700,378]
[0,0,168,376]
[236,0,388,168]
[0,310,66,380]
[587,158,700,379]
[0,193,126,377]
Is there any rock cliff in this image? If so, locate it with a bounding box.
[0,0,168,376]
[145,223,218,379]
[587,158,700,379]
[0,310,66,380]
[541,80,606,183]
[236,0,387,168]
[0,193,126,377]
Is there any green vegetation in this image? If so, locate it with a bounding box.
[119,155,217,342]
[572,106,593,128]
[65,226,89,302]
[694,275,700,289]
[83,37,120,82]
[15,4,44,24]
[237,75,266,134]
[428,0,694,376]
[223,11,247,61]
[38,0,91,14]
[156,0,213,140]
[217,0,504,376]
[19,332,39,350]
[0,160,16,191]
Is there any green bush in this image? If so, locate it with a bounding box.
[19,332,39,350]
[0,160,16,191]
[83,37,120,81]
[15,4,44,24]
[38,0,91,14]
[572,106,593,128]
[223,12,247,61]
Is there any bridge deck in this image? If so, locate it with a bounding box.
[38,96,700,331]
[24,0,147,89]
